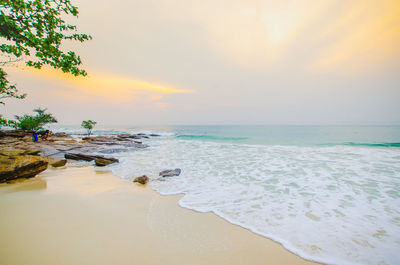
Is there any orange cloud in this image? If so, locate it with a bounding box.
[16,65,193,102]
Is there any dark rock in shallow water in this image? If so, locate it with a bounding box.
[64,153,101,161]
[95,157,119,166]
[64,153,118,166]
[117,134,140,139]
[159,168,181,177]
[149,134,161,137]
[133,175,149,184]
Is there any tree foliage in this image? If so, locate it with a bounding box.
[0,0,91,103]
[0,113,17,127]
[0,68,26,104]
[15,107,57,130]
[81,119,96,136]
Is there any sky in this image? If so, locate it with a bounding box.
[2,0,400,125]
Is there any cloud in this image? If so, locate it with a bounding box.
[308,0,400,74]
[15,65,194,102]
[150,0,400,73]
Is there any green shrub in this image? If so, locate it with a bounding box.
[15,108,57,131]
[81,120,97,136]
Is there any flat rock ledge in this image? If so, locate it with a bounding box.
[0,150,49,183]
[64,152,119,166]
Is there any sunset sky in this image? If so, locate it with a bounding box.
[2,0,400,125]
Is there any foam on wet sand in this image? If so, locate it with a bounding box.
[0,166,319,265]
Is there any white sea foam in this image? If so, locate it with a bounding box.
[110,139,400,265]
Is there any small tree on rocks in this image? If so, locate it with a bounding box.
[81,120,96,137]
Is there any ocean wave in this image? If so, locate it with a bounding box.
[110,139,400,265]
[177,134,248,141]
[321,142,400,148]
[344,142,400,147]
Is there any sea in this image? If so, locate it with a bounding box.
[52,125,400,265]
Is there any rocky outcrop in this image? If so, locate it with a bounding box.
[94,157,119,167]
[0,130,34,138]
[159,168,181,177]
[0,129,150,160]
[0,150,48,183]
[133,175,149,184]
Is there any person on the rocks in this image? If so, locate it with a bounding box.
[33,132,39,142]
[40,130,50,140]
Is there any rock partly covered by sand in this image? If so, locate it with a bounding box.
[43,156,67,167]
[133,175,149,184]
[0,150,48,183]
[159,168,181,177]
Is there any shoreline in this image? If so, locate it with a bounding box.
[0,164,320,265]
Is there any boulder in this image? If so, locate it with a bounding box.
[133,175,149,184]
[53,132,68,137]
[95,157,119,167]
[159,168,181,177]
[149,134,161,137]
[0,150,48,183]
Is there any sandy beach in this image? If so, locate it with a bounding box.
[0,165,319,265]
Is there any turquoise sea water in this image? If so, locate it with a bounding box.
[54,125,400,265]
[173,125,400,146]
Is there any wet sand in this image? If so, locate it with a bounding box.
[0,166,320,265]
